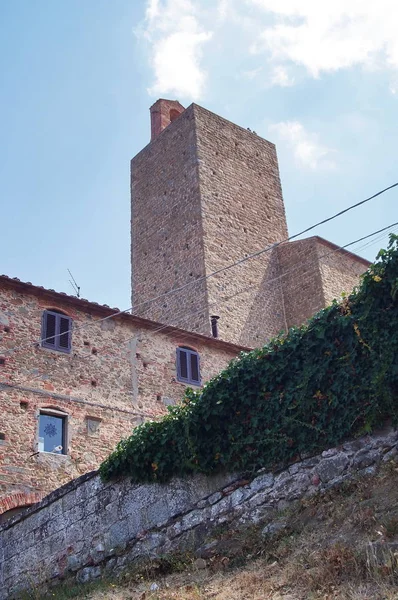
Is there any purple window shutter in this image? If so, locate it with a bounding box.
[41,311,72,353]
[42,311,56,348]
[58,316,71,352]
[176,347,200,385]
[177,348,188,381]
[190,352,200,383]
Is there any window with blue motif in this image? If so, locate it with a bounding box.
[38,411,67,454]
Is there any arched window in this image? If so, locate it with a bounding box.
[176,347,201,386]
[41,309,72,353]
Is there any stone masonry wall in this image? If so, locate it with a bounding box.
[277,237,368,329]
[131,104,210,337]
[277,238,325,329]
[194,104,289,347]
[131,101,368,348]
[131,102,289,347]
[0,427,396,599]
[0,280,240,511]
[315,239,369,305]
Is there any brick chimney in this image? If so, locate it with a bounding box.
[150,99,185,141]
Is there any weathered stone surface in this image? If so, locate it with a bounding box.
[193,558,207,570]
[352,449,382,469]
[250,472,274,492]
[208,492,222,505]
[0,279,239,516]
[0,429,396,600]
[316,454,349,483]
[76,566,102,584]
[261,520,288,540]
[382,447,398,462]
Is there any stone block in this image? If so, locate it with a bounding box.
[352,448,382,469]
[316,453,349,483]
[250,472,274,492]
[76,566,102,584]
[104,519,131,553]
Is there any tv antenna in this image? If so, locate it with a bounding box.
[67,269,81,298]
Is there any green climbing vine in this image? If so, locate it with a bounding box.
[100,235,398,484]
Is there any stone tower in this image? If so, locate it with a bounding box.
[131,99,289,347]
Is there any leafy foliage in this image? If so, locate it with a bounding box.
[100,235,398,483]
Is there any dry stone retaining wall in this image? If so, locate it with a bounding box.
[0,427,397,599]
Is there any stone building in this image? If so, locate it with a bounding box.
[0,276,244,520]
[131,100,369,347]
[0,100,369,519]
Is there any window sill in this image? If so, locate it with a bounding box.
[36,451,70,463]
[175,378,202,388]
[38,345,72,356]
[38,450,67,456]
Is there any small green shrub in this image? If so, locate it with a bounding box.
[100,235,398,483]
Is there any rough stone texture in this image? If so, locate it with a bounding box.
[0,101,370,519]
[131,104,209,336]
[131,103,289,347]
[0,427,396,599]
[0,278,242,514]
[277,236,369,329]
[131,102,369,347]
[316,238,369,305]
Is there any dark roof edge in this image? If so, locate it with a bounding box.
[0,275,251,354]
[312,236,372,267]
[280,236,371,267]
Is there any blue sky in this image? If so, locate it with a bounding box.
[1,0,397,310]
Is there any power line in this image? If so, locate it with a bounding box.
[148,221,398,339]
[2,183,397,358]
[128,182,398,318]
[45,222,398,360]
[2,220,396,391]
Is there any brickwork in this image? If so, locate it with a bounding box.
[0,491,45,524]
[150,98,185,141]
[0,99,371,520]
[132,102,289,347]
[0,277,241,513]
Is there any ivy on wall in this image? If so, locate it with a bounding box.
[100,235,398,483]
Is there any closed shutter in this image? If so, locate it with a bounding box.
[177,348,188,380]
[59,316,71,351]
[176,347,201,385]
[190,352,200,384]
[43,312,56,348]
[41,311,72,353]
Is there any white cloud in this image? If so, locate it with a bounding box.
[269,121,336,170]
[141,0,212,100]
[270,65,294,87]
[249,0,398,87]
[241,66,263,80]
[217,0,228,20]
